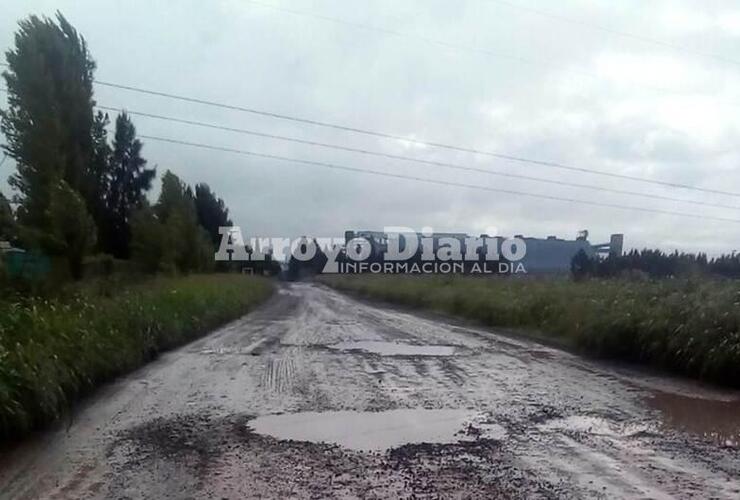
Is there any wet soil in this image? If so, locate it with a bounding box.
[1,282,739,499]
[248,408,508,451]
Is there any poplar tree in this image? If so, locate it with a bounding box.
[0,12,97,231]
[0,192,16,242]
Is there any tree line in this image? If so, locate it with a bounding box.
[0,12,233,280]
[572,248,740,280]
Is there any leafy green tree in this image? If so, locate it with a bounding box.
[47,181,96,279]
[84,111,112,230]
[130,204,170,273]
[155,170,193,221]
[0,12,97,232]
[155,171,212,273]
[194,183,232,246]
[0,192,16,242]
[130,172,217,275]
[104,112,155,258]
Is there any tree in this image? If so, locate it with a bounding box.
[0,192,16,242]
[156,170,202,223]
[47,181,96,279]
[155,171,212,273]
[0,12,97,232]
[130,204,170,273]
[194,183,232,246]
[127,171,219,275]
[104,112,155,258]
[84,111,112,229]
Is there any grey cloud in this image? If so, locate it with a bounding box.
[1,0,739,254]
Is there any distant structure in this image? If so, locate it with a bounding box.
[515,232,623,273]
[344,230,623,274]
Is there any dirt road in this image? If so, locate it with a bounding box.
[1,282,739,499]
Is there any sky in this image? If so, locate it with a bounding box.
[2,0,740,254]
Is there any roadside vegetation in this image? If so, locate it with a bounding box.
[0,274,273,439]
[0,13,278,442]
[572,248,740,280]
[320,274,740,387]
[0,13,237,283]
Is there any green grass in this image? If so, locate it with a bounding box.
[320,274,740,387]
[0,274,273,439]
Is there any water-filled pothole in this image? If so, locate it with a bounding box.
[647,391,740,447]
[328,341,457,356]
[248,409,504,451]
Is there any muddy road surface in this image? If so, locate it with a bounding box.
[1,282,739,499]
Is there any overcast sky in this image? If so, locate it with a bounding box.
[2,0,740,254]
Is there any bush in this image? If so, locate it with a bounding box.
[0,274,273,439]
[47,180,97,280]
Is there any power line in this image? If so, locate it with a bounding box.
[138,134,740,224]
[104,104,740,211]
[88,80,740,198]
[486,0,740,68]
[3,78,738,220]
[4,71,738,198]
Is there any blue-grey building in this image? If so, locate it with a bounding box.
[344,230,623,273]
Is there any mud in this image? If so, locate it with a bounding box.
[646,390,740,447]
[107,412,549,499]
[248,409,507,451]
[1,282,739,499]
[328,340,458,356]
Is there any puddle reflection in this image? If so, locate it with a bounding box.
[647,391,740,447]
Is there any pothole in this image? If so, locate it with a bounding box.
[327,341,457,357]
[248,409,505,451]
[646,390,740,448]
[538,415,657,438]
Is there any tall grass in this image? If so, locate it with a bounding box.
[321,274,740,387]
[0,274,273,439]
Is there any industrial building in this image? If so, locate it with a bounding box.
[514,232,623,273]
[344,230,623,274]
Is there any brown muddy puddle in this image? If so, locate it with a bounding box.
[646,390,740,447]
[328,341,457,356]
[248,409,506,451]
